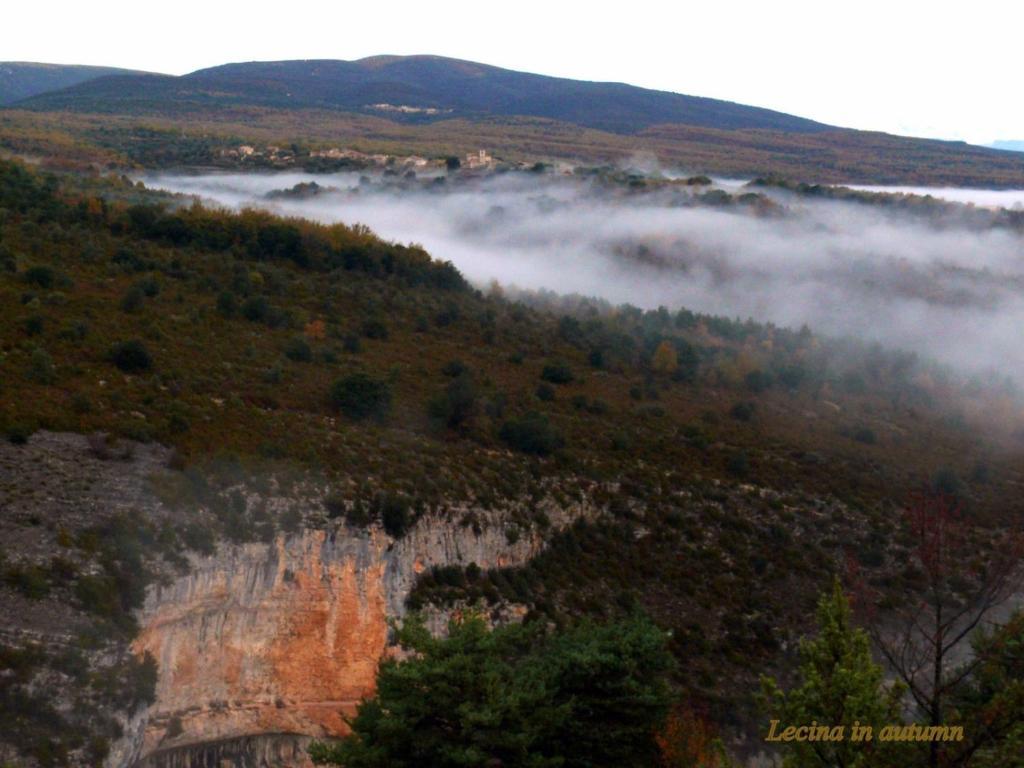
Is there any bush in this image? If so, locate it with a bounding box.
[241,295,269,322]
[361,319,389,340]
[137,277,160,297]
[4,564,50,598]
[441,359,468,377]
[381,494,414,538]
[120,285,144,313]
[729,401,755,422]
[536,383,556,402]
[429,375,477,429]
[541,361,574,384]
[330,373,392,421]
[744,369,773,392]
[853,427,876,445]
[21,266,54,288]
[284,336,313,362]
[28,347,56,384]
[323,493,347,519]
[216,290,237,317]
[343,334,361,353]
[108,340,153,373]
[23,314,44,336]
[6,423,34,445]
[499,412,564,456]
[726,451,750,477]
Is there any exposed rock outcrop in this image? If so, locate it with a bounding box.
[122,512,566,767]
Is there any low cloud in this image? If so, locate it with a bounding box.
[142,171,1024,380]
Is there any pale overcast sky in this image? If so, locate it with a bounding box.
[6,0,1021,145]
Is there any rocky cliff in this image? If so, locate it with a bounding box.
[119,511,565,767]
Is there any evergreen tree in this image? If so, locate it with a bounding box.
[761,579,904,768]
[310,612,674,768]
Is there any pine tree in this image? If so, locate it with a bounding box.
[761,578,904,768]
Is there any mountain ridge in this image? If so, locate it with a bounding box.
[12,54,832,135]
[0,61,152,105]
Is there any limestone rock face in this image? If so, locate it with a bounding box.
[121,515,554,767]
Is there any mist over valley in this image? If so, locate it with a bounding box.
[144,169,1024,381]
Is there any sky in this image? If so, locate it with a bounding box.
[6,0,1021,145]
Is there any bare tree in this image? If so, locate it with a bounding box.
[853,491,1023,768]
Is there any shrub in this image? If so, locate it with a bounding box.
[21,265,54,288]
[120,285,144,313]
[323,493,347,519]
[4,564,50,598]
[284,336,313,362]
[28,347,56,384]
[23,314,44,336]
[381,494,414,538]
[6,423,34,445]
[436,301,461,327]
[429,375,477,429]
[536,383,556,402]
[729,401,755,422]
[216,291,237,317]
[241,295,269,322]
[330,373,392,421]
[108,340,153,373]
[441,359,468,377]
[137,277,160,297]
[744,370,773,392]
[361,319,389,340]
[726,451,750,477]
[541,361,574,384]
[853,427,876,445]
[499,413,564,456]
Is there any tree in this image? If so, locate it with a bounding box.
[656,704,733,768]
[948,611,1024,767]
[329,373,391,421]
[499,412,564,456]
[428,374,478,430]
[761,578,904,768]
[108,340,153,373]
[310,612,674,768]
[651,341,678,376]
[855,491,1023,768]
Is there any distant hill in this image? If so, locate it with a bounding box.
[8,56,1024,186]
[14,55,831,135]
[990,140,1024,153]
[0,62,150,105]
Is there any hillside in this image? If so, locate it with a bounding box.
[0,62,149,106]
[5,106,1024,188]
[6,56,1024,186]
[1,158,1024,766]
[14,55,830,135]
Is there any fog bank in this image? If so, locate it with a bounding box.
[142,171,1024,380]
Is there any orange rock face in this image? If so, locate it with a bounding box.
[124,507,582,767]
[132,530,391,761]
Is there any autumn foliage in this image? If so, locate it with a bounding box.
[656,704,730,768]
